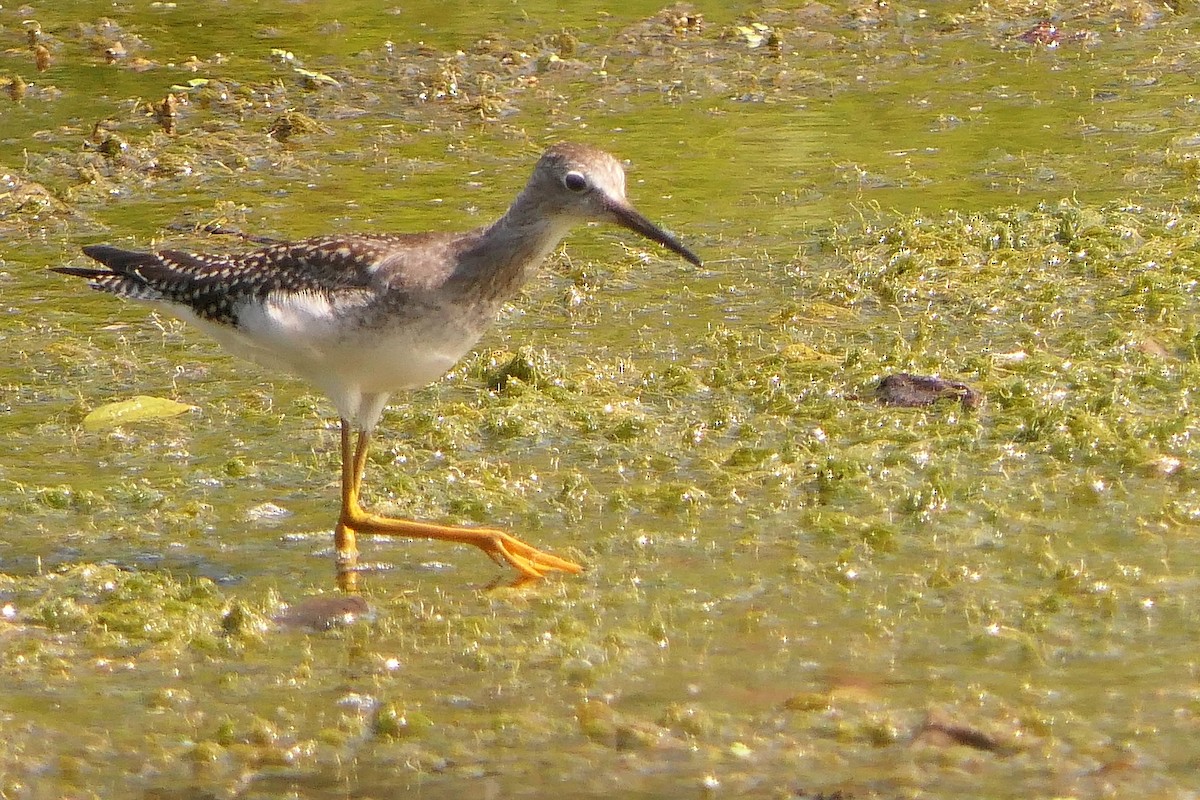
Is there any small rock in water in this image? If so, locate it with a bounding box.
[274,594,373,631]
[246,502,292,523]
[876,373,981,409]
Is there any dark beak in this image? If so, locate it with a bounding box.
[608,200,702,267]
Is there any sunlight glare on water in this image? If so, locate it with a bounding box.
[3,1,1200,798]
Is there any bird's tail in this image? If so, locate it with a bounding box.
[51,246,163,301]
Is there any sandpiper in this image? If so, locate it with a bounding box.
[53,143,701,580]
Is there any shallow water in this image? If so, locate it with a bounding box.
[3,1,1200,798]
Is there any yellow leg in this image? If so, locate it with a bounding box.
[334,421,360,563]
[335,419,583,579]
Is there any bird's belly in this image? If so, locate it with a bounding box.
[182,292,484,393]
[337,325,479,392]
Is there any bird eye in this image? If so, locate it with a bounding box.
[563,171,588,192]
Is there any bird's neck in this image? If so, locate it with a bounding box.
[454,186,575,302]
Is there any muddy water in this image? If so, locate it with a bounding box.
[3,1,1200,798]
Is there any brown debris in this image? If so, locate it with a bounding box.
[876,373,981,409]
[912,709,1016,753]
[267,110,325,142]
[155,93,178,134]
[104,41,127,64]
[24,21,42,48]
[273,594,373,631]
[6,75,27,102]
[1014,20,1095,47]
[34,44,52,72]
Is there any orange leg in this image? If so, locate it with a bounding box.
[334,418,582,579]
[334,421,362,564]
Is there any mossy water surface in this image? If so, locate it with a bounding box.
[3,1,1200,797]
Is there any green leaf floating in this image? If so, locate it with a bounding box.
[82,396,198,431]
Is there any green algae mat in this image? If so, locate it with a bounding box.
[3,1,1200,797]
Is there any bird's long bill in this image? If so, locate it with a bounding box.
[608,200,702,267]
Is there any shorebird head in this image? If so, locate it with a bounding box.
[530,143,702,267]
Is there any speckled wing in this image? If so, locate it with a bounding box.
[54,238,395,326]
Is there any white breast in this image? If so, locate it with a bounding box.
[165,290,485,426]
